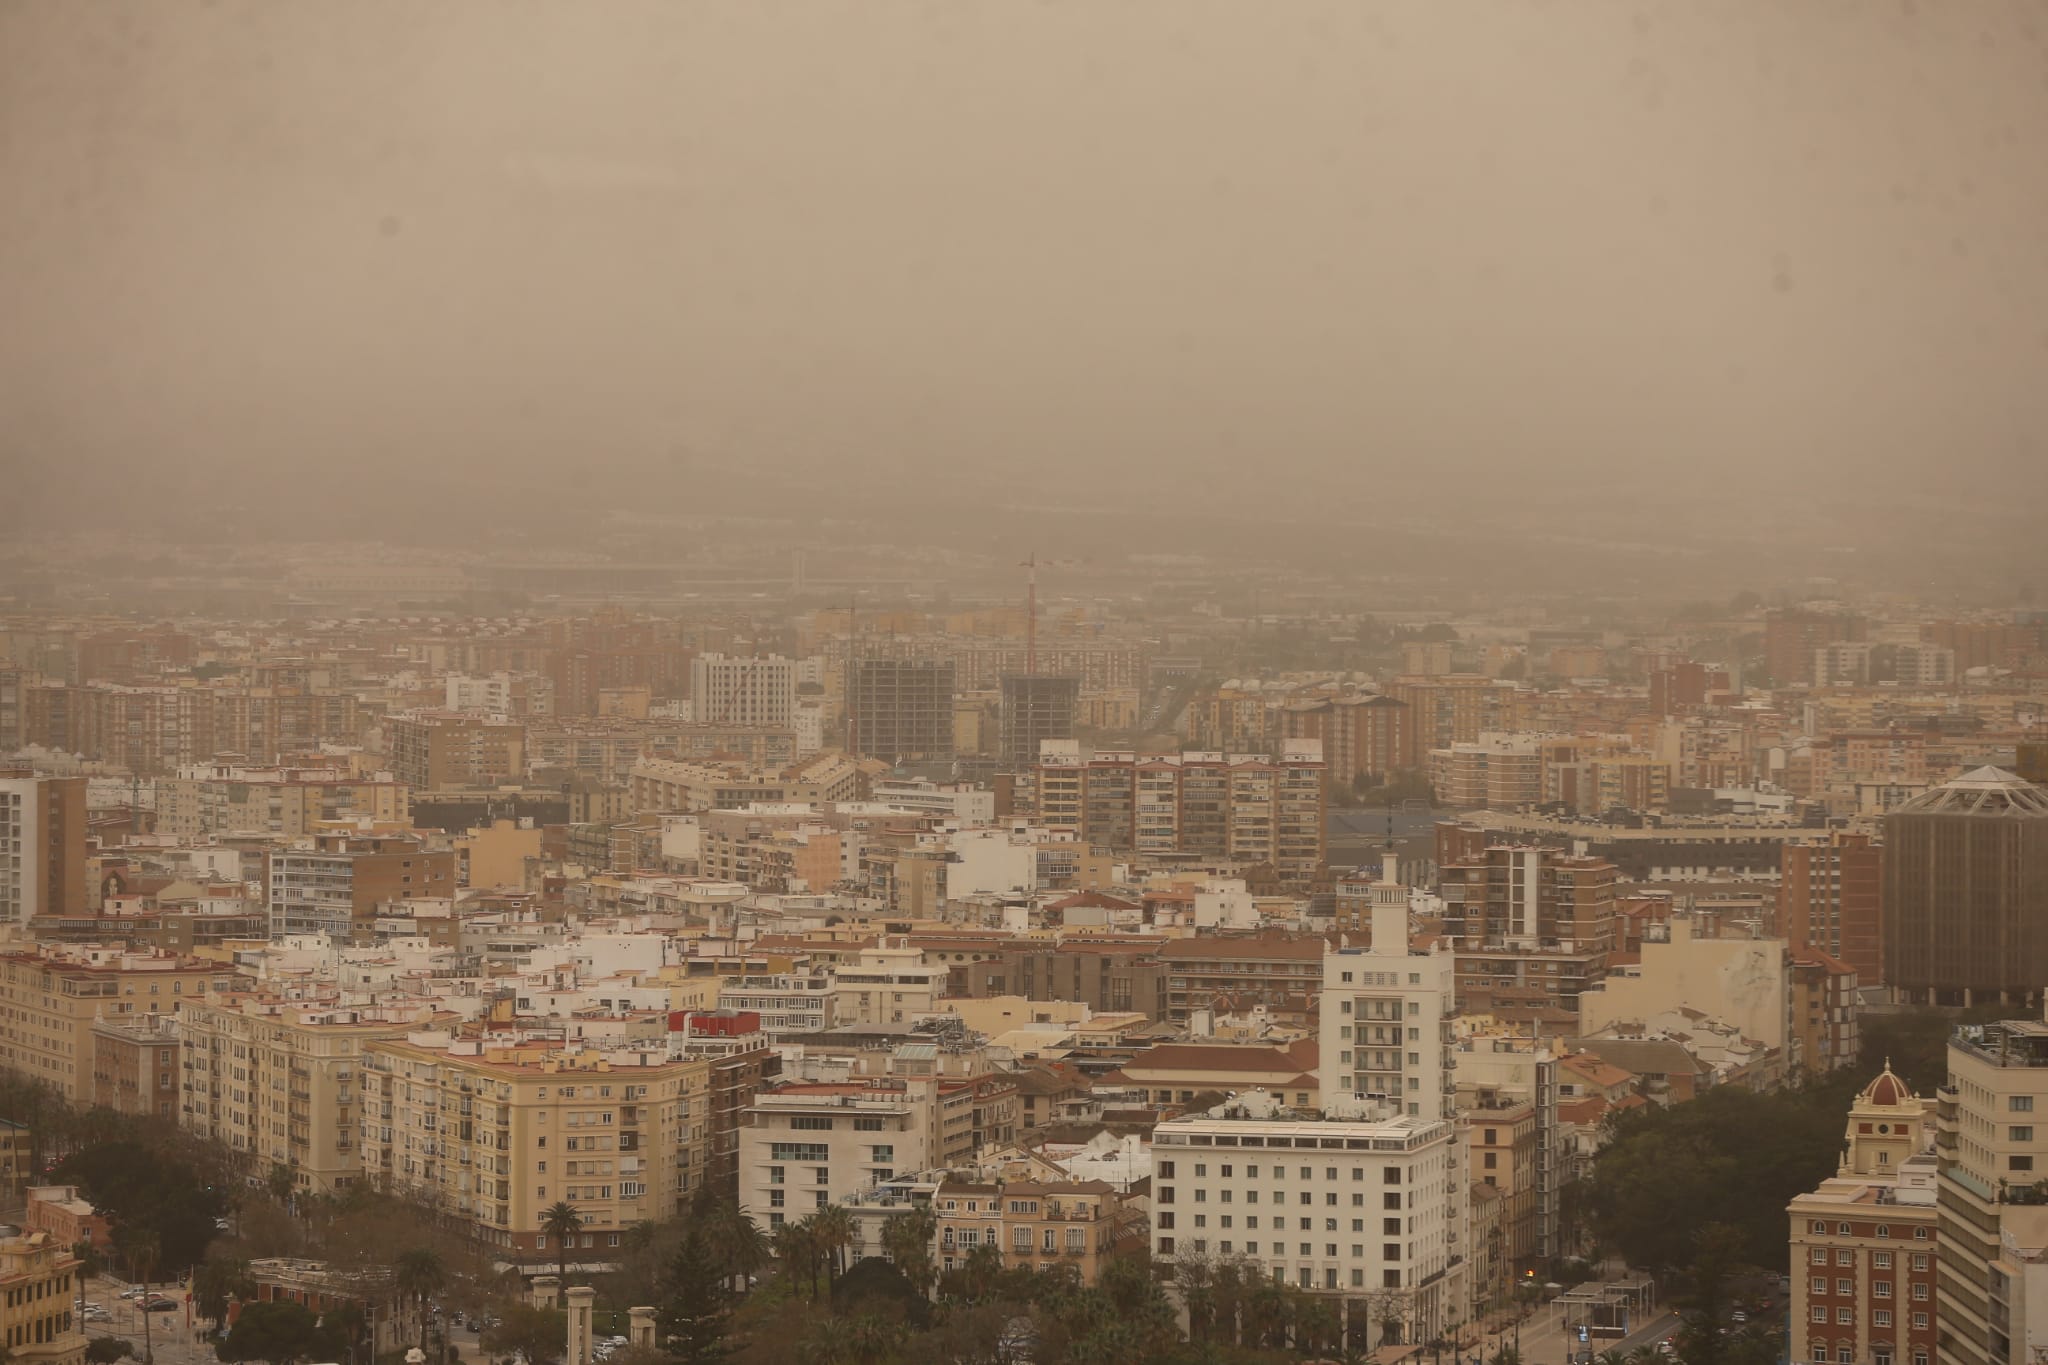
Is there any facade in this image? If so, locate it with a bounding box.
[157,764,411,839]
[178,998,422,1195]
[1436,845,1619,958]
[1934,1018,2048,1365]
[689,654,799,729]
[999,675,1081,773]
[667,1011,781,1203]
[362,1032,710,1261]
[933,1177,1135,1284]
[1783,833,1885,987]
[0,947,233,1103]
[1281,694,1412,788]
[848,659,956,763]
[626,754,860,813]
[386,711,527,790]
[0,771,87,926]
[0,1232,85,1365]
[832,946,949,1026]
[740,1083,933,1228]
[266,832,457,939]
[1789,1066,1938,1365]
[1883,769,2048,1007]
[1157,935,1329,1024]
[1455,1036,1564,1272]
[956,946,1169,1021]
[88,1011,180,1118]
[1035,742,1326,886]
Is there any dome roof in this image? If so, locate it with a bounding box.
[1860,1062,1913,1108]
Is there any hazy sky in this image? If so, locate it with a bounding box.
[5,0,2048,529]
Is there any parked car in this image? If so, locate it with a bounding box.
[119,1287,150,1301]
[144,1298,179,1313]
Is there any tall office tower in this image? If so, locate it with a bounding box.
[999,674,1078,771]
[690,654,798,728]
[1882,768,2048,1007]
[1781,832,1884,984]
[0,769,86,925]
[847,659,956,762]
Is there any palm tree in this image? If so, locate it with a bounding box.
[809,1205,856,1284]
[394,1248,446,1351]
[1596,1349,1631,1365]
[540,1202,584,1285]
[877,1206,938,1298]
[267,1162,297,1212]
[771,1220,818,1299]
[125,1230,160,1365]
[699,1201,767,1297]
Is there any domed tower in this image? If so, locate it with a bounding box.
[1839,1060,1928,1178]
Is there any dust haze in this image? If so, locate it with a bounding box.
[3,0,2047,588]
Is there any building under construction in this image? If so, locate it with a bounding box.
[848,658,956,763]
[999,673,1078,771]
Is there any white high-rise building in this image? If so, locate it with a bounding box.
[1152,853,1470,1349]
[690,654,798,728]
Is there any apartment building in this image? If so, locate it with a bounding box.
[955,945,1170,1021]
[1156,934,1330,1024]
[626,753,860,814]
[362,1032,710,1261]
[1788,1067,1938,1365]
[716,975,833,1039]
[156,763,411,839]
[1429,737,1544,810]
[1782,833,1884,987]
[0,1231,85,1365]
[1387,676,1523,768]
[667,1011,781,1203]
[1035,741,1326,885]
[1934,1018,2048,1365]
[178,997,426,1194]
[0,771,87,925]
[689,654,799,729]
[0,947,234,1103]
[266,832,457,939]
[1455,1036,1564,1273]
[88,1011,179,1118]
[934,1177,1136,1284]
[386,711,527,790]
[740,1083,934,1227]
[1280,694,1411,788]
[832,946,948,1026]
[1436,845,1619,956]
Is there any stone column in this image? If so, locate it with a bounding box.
[628,1307,656,1350]
[565,1284,597,1365]
[530,1275,561,1310]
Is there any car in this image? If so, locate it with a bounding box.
[119,1287,149,1300]
[144,1298,179,1313]
[1731,1312,1749,1325]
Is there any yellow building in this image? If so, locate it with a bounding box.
[934,1177,1138,1285]
[0,1231,83,1365]
[361,1032,710,1264]
[0,947,237,1104]
[178,996,439,1196]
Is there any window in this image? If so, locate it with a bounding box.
[1912,1317,1928,1332]
[1193,1215,1206,1229]
[1913,1227,1928,1240]
[1837,1280,1854,1296]
[1911,1255,1928,1272]
[1911,1284,1928,1301]
[1838,1250,1855,1266]
[1838,1223,1852,1236]
[1837,1350,1852,1363]
[1874,1252,1892,1269]
[1874,1281,1892,1298]
[1810,1220,1827,1234]
[1810,1308,1826,1324]
[1875,1311,1893,1328]
[1811,1249,1828,1265]
[2016,1096,2037,1112]
[1837,1309,1853,1325]
[1811,1278,1827,1295]
[2014,1155,2036,1173]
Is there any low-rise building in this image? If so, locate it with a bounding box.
[88,1011,180,1118]
[0,1231,83,1365]
[933,1176,1140,1284]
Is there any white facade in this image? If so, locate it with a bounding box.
[0,776,47,926]
[1321,855,1459,1124]
[1577,915,1792,1057]
[944,828,1037,898]
[832,947,948,1026]
[794,699,826,757]
[690,654,798,728]
[717,975,833,1037]
[739,1087,932,1229]
[446,673,513,714]
[1152,1106,1462,1333]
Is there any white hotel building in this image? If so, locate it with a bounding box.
[1153,854,1470,1344]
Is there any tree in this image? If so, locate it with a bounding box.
[266,1163,296,1210]
[194,1257,257,1328]
[699,1200,768,1298]
[124,1229,160,1365]
[395,1247,446,1350]
[772,1219,821,1300]
[540,1201,584,1284]
[86,1341,134,1364]
[482,1304,568,1365]
[877,1206,938,1299]
[216,1301,326,1365]
[1676,1223,1748,1365]
[810,1204,856,1284]
[659,1226,733,1365]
